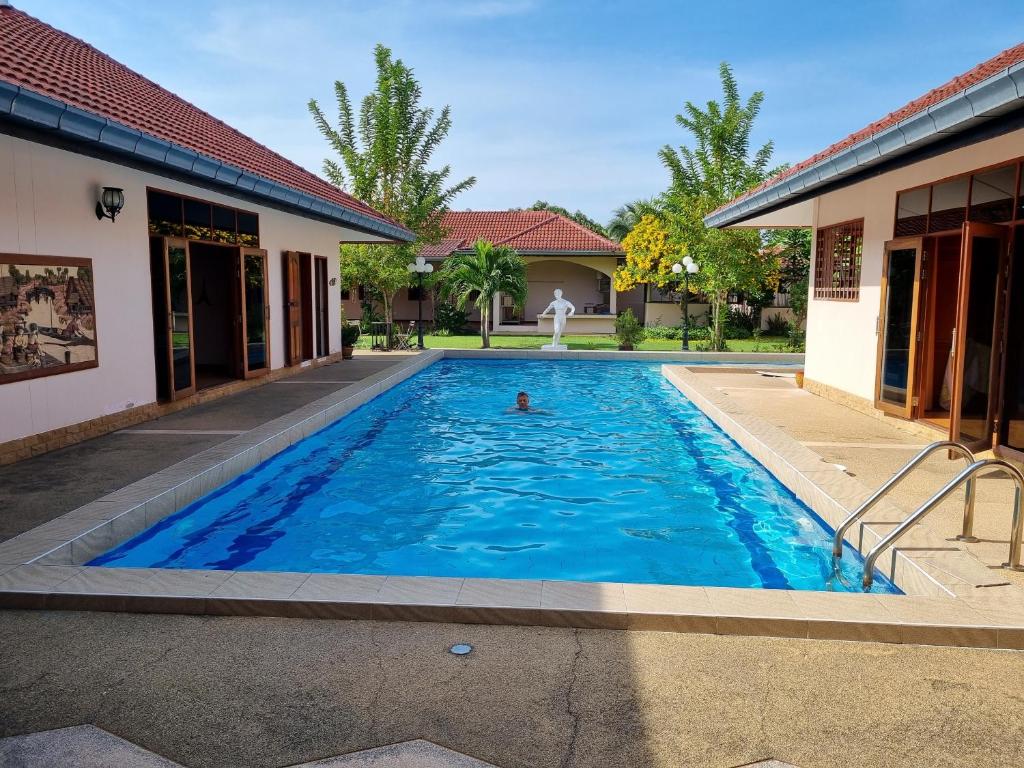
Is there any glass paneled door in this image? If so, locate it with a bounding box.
[949,222,1009,449]
[240,248,270,377]
[162,238,195,400]
[875,238,925,417]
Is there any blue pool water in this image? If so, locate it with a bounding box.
[92,360,897,593]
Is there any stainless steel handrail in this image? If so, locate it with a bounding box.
[832,441,976,559]
[862,458,1024,589]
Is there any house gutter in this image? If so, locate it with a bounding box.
[704,61,1024,229]
[0,80,415,243]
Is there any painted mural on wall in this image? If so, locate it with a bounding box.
[0,257,98,384]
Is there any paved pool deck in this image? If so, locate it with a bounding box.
[0,353,418,542]
[684,367,1024,591]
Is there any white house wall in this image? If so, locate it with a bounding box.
[0,135,350,443]
[805,126,1024,402]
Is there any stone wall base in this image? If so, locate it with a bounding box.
[0,353,343,466]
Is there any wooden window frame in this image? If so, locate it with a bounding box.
[814,219,864,301]
[892,158,1024,238]
[146,188,260,248]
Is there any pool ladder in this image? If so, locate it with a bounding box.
[830,440,1024,590]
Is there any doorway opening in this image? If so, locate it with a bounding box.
[283,251,328,365]
[150,236,270,402]
[918,234,962,431]
[876,222,1012,452]
[188,242,240,390]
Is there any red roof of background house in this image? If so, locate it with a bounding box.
[420,211,622,258]
[714,41,1024,216]
[0,4,403,232]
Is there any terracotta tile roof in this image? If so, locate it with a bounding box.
[713,41,1024,217]
[0,4,404,233]
[419,211,622,258]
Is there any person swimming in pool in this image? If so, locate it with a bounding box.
[508,391,548,414]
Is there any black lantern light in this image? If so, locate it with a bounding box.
[95,187,125,222]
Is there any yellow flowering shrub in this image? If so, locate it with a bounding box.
[613,215,686,293]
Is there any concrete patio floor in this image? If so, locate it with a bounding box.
[1,610,1022,768]
[2,353,1023,767]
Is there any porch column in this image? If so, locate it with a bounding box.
[492,291,501,333]
[609,285,617,315]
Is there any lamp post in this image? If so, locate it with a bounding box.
[406,256,434,349]
[671,256,699,351]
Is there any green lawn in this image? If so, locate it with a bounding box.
[356,333,797,353]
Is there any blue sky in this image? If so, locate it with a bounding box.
[25,0,1024,223]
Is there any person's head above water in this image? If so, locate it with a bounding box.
[515,391,530,410]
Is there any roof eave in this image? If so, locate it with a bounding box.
[0,81,415,243]
[452,249,623,256]
[705,61,1024,229]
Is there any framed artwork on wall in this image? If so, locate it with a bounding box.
[0,255,99,384]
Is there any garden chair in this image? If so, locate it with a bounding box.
[394,323,413,351]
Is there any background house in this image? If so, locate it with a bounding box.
[344,210,643,334]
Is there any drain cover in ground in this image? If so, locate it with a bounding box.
[0,725,181,768]
[735,761,802,768]
[289,739,498,767]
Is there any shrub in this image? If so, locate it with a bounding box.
[764,314,791,336]
[614,308,645,349]
[644,324,683,340]
[341,323,361,346]
[433,302,469,336]
[724,305,756,335]
[787,326,806,352]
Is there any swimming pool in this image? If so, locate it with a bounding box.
[92,359,897,593]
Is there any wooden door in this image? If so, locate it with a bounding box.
[283,251,302,366]
[949,222,1009,449]
[240,248,270,377]
[996,226,1023,457]
[875,238,925,418]
[163,238,196,399]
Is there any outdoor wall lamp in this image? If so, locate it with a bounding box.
[95,186,125,222]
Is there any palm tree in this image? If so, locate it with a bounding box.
[440,240,527,348]
[606,199,660,242]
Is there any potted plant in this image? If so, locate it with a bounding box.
[614,308,645,351]
[341,323,361,359]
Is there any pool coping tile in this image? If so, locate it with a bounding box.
[2,349,1024,650]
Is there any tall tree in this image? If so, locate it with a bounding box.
[439,240,527,349]
[606,199,660,242]
[309,44,476,334]
[525,201,608,238]
[655,62,782,350]
[765,228,812,329]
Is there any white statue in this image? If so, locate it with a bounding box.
[540,288,575,351]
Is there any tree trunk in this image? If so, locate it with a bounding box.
[383,293,394,350]
[480,307,490,349]
[712,292,727,351]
